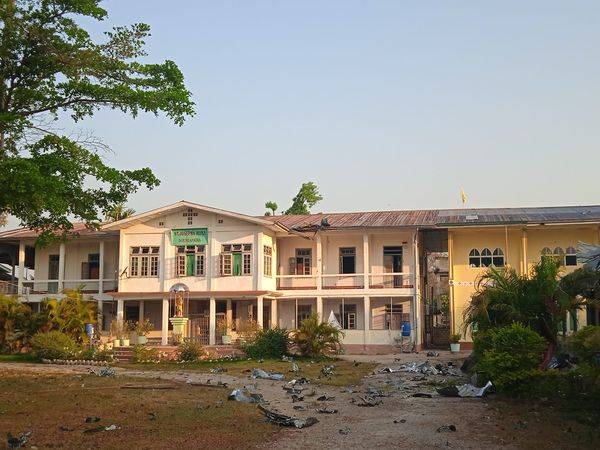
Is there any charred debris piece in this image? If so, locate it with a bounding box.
[316,407,338,414]
[355,395,383,407]
[258,405,319,429]
[437,381,493,398]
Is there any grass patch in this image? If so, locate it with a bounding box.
[0,353,39,363]
[120,358,376,387]
[0,368,278,450]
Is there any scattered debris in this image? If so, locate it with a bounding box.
[258,405,318,429]
[59,426,74,432]
[293,405,306,411]
[228,388,265,403]
[148,412,157,421]
[412,393,433,398]
[321,365,335,376]
[356,395,382,407]
[210,367,227,374]
[339,426,350,435]
[104,424,120,432]
[251,368,285,381]
[316,407,338,414]
[437,425,457,433]
[83,426,105,434]
[84,417,101,423]
[290,362,300,373]
[394,419,407,424]
[365,386,389,397]
[91,366,116,377]
[187,380,228,388]
[460,354,476,373]
[426,351,440,357]
[399,361,459,376]
[291,394,304,402]
[316,395,335,401]
[7,431,31,448]
[288,377,310,387]
[437,381,493,398]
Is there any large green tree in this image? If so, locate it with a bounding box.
[0,1,194,243]
[283,182,323,215]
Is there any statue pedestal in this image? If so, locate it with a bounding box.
[169,317,189,340]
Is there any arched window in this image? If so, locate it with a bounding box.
[468,249,480,267]
[565,246,577,266]
[553,247,565,266]
[492,248,505,267]
[481,248,492,267]
[541,247,552,256]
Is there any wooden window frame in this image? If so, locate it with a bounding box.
[129,246,160,278]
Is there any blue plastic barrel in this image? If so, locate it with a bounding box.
[401,321,411,337]
[85,323,95,339]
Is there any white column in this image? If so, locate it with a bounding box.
[226,299,233,329]
[257,296,264,328]
[363,296,371,348]
[116,299,124,325]
[159,231,167,291]
[58,242,65,291]
[206,230,212,290]
[270,298,278,329]
[363,234,370,289]
[253,232,262,290]
[209,297,216,345]
[316,296,323,322]
[139,300,145,322]
[413,230,422,347]
[97,299,103,331]
[161,297,169,345]
[17,241,25,295]
[98,240,105,293]
[316,234,323,290]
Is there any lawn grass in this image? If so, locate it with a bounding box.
[0,368,279,449]
[0,353,39,363]
[120,358,377,387]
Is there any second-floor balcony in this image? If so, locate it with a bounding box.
[276,272,414,291]
[21,278,118,296]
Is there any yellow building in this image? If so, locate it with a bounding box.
[442,207,600,348]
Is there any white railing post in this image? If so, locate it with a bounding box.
[316,296,323,322]
[161,297,169,345]
[257,296,264,328]
[270,298,278,328]
[209,297,216,345]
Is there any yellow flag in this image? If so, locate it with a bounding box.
[460,188,467,206]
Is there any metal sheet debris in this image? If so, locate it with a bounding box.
[258,405,319,429]
[228,388,265,403]
[251,368,285,381]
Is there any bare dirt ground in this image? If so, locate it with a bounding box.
[1,352,596,449]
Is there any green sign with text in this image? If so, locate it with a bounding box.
[171,228,208,246]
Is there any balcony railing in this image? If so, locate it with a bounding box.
[0,280,18,295]
[21,279,118,295]
[275,273,413,290]
[369,273,414,289]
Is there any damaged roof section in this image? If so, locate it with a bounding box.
[263,204,600,231]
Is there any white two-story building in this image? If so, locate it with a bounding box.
[0,200,438,352]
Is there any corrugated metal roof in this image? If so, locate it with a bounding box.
[0,222,118,240]
[266,205,600,229]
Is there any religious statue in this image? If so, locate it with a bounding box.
[175,291,184,318]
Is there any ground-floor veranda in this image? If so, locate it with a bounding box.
[99,295,418,351]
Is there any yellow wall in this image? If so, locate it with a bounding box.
[449,224,600,341]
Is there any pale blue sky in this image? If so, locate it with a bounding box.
[6,1,600,228]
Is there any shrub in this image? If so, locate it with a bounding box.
[177,339,204,362]
[293,314,344,358]
[42,291,97,342]
[569,326,600,365]
[243,328,290,359]
[474,323,546,391]
[31,331,81,360]
[132,345,160,363]
[80,346,115,362]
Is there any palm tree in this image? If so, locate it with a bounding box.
[292,314,344,357]
[105,203,135,222]
[463,258,590,363]
[42,290,97,342]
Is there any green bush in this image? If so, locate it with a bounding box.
[132,345,159,363]
[293,314,344,358]
[80,346,114,362]
[243,328,290,359]
[177,339,204,362]
[570,326,600,365]
[31,331,81,360]
[474,323,546,391]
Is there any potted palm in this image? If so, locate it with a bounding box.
[450,334,461,353]
[121,321,132,347]
[135,318,153,345]
[110,320,124,347]
[217,320,231,345]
